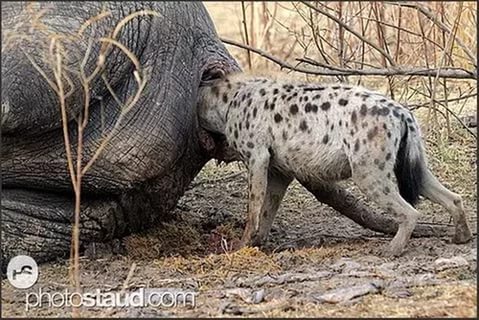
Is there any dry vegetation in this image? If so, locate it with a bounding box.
[1,1,476,318]
[206,1,477,137]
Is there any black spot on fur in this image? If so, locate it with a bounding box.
[384,186,390,195]
[351,111,357,124]
[387,131,392,138]
[409,126,415,132]
[360,104,368,116]
[247,98,252,106]
[222,93,228,103]
[247,142,254,148]
[313,94,321,100]
[320,102,331,111]
[245,121,250,130]
[379,107,390,116]
[273,88,279,94]
[378,162,385,170]
[290,104,298,115]
[259,88,266,96]
[339,120,343,126]
[253,107,258,118]
[212,86,219,97]
[264,100,269,110]
[282,130,288,140]
[322,134,329,144]
[367,126,379,140]
[354,139,360,152]
[305,103,312,113]
[339,99,348,106]
[330,124,334,131]
[386,153,392,161]
[332,86,340,90]
[274,113,283,123]
[303,87,325,91]
[393,109,401,118]
[311,104,318,113]
[234,130,238,139]
[299,120,308,131]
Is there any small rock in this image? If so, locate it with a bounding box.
[313,281,384,304]
[434,256,469,271]
[330,258,361,273]
[252,289,265,304]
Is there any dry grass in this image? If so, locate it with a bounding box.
[206,1,477,140]
[262,284,476,317]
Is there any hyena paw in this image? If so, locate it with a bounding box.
[381,244,405,258]
[452,225,472,244]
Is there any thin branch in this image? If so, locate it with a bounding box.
[385,1,477,66]
[301,1,397,67]
[221,38,475,79]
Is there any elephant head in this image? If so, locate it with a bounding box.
[1,1,240,265]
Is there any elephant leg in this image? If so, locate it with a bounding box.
[299,179,453,238]
[1,188,126,269]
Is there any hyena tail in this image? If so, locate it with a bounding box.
[394,122,425,206]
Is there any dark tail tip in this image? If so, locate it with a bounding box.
[394,127,423,206]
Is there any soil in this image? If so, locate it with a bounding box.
[1,126,477,318]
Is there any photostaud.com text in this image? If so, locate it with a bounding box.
[25,288,196,311]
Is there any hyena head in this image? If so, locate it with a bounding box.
[197,79,230,135]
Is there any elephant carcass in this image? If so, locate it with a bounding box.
[1,1,239,265]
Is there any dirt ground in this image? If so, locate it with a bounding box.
[1,122,477,318]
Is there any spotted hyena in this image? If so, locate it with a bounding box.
[197,72,472,256]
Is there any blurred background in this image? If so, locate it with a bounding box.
[205,1,477,140]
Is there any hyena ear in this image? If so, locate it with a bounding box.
[200,66,226,87]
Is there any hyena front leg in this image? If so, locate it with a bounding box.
[241,147,270,247]
[253,169,293,246]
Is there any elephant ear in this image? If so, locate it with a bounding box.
[200,66,227,87]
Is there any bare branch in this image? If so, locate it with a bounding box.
[301,1,397,67]
[221,37,476,79]
[385,1,477,66]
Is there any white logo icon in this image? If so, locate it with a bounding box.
[7,255,39,289]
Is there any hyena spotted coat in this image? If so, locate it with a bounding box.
[197,72,472,256]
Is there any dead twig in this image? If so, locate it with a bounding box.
[221,37,475,79]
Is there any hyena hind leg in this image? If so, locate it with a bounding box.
[420,168,472,244]
[352,168,419,257]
